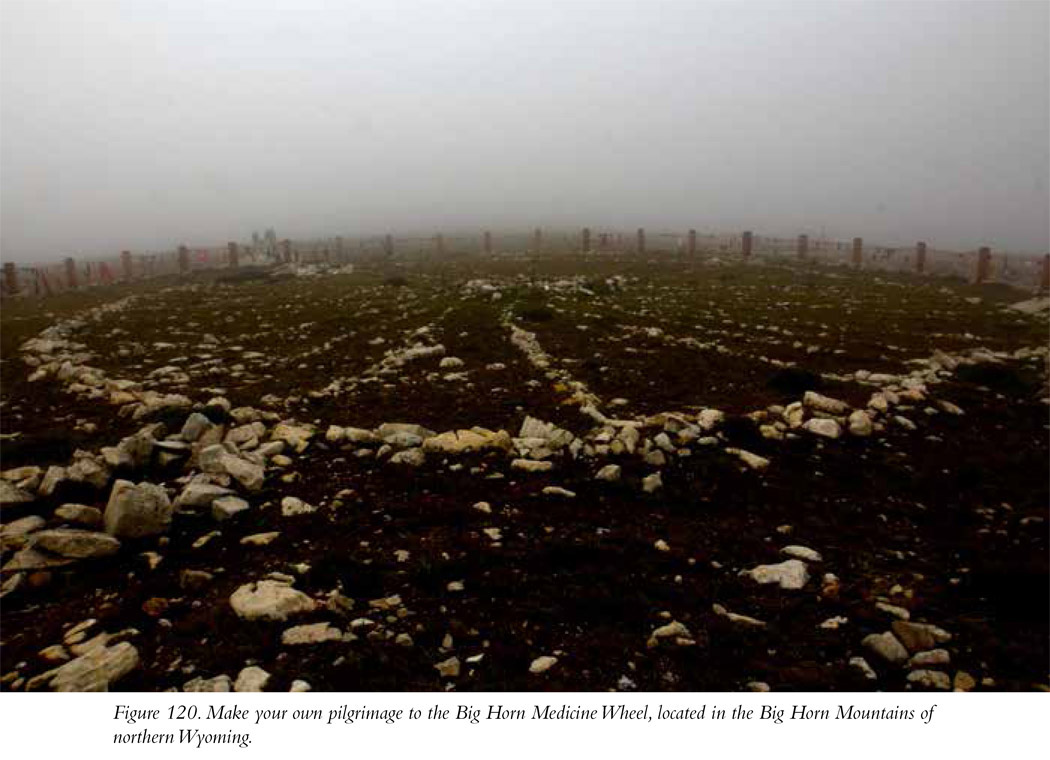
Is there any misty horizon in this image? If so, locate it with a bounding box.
[2,0,1048,264]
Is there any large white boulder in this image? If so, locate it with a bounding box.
[229,580,317,621]
[103,480,172,539]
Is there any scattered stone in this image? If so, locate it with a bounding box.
[212,496,250,521]
[271,423,314,453]
[241,532,280,546]
[909,649,950,668]
[192,530,220,549]
[423,428,512,454]
[643,449,667,467]
[907,669,951,690]
[2,546,73,572]
[894,415,917,431]
[38,466,67,497]
[725,448,769,470]
[712,603,766,628]
[697,409,724,430]
[876,601,911,621]
[35,642,139,692]
[31,529,120,559]
[54,504,103,527]
[862,631,909,665]
[953,671,977,692]
[389,448,426,467]
[103,480,172,539]
[229,580,317,621]
[376,422,434,441]
[281,622,343,645]
[647,620,691,647]
[781,545,822,562]
[281,496,316,517]
[343,428,378,444]
[595,464,621,482]
[1,480,36,506]
[434,656,460,678]
[174,483,235,511]
[849,657,878,681]
[184,675,233,692]
[803,391,850,415]
[180,413,215,443]
[819,616,848,630]
[511,458,553,473]
[234,666,270,692]
[179,569,214,591]
[847,410,874,437]
[743,559,809,590]
[802,418,842,439]
[642,472,663,493]
[529,656,558,674]
[891,621,951,652]
[0,515,46,550]
[542,486,576,498]
[220,455,266,492]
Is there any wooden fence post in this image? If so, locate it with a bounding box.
[37,268,52,296]
[178,245,189,274]
[384,234,394,257]
[742,230,753,259]
[581,227,591,253]
[121,250,133,281]
[336,236,344,263]
[970,247,986,283]
[687,229,697,257]
[637,227,646,255]
[852,237,863,268]
[483,230,492,255]
[975,247,991,284]
[3,262,19,295]
[916,242,927,274]
[228,242,239,268]
[435,233,445,257]
[533,227,542,251]
[65,257,79,289]
[1040,254,1049,292]
[281,239,292,263]
[797,234,809,260]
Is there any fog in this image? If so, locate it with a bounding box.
[2,0,1047,263]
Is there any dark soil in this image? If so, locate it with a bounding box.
[1,255,1047,692]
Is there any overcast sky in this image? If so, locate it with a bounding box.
[2,0,1047,262]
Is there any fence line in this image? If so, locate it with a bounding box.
[2,228,1048,298]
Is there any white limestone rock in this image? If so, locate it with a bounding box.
[742,559,810,590]
[103,480,172,539]
[31,529,120,559]
[229,580,317,621]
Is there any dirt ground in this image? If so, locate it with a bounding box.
[1,252,1047,692]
